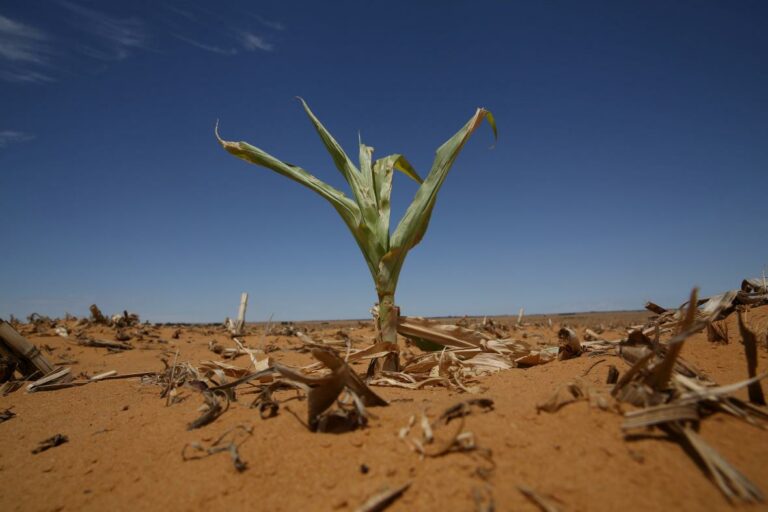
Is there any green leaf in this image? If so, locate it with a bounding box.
[296,97,360,187]
[358,140,375,201]
[382,108,496,288]
[297,100,386,266]
[217,120,385,281]
[215,122,361,243]
[297,99,379,216]
[392,155,423,184]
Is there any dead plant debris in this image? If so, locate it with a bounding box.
[517,484,562,512]
[540,286,768,503]
[355,480,412,512]
[274,346,388,432]
[32,434,68,454]
[182,425,253,472]
[399,399,495,460]
[3,276,767,509]
[737,309,766,406]
[0,407,15,423]
[187,390,229,430]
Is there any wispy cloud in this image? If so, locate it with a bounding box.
[163,4,197,22]
[162,3,282,57]
[2,4,279,84]
[2,3,151,83]
[0,14,51,63]
[0,14,56,83]
[253,15,285,31]
[0,69,55,83]
[172,33,237,56]
[238,32,273,52]
[58,1,150,60]
[0,130,35,148]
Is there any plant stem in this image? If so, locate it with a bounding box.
[377,292,400,371]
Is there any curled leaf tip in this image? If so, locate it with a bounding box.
[482,109,498,149]
[214,120,239,150]
[214,119,224,144]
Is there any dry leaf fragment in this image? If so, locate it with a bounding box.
[398,414,415,441]
[198,360,254,378]
[472,486,495,512]
[648,289,699,389]
[313,348,388,408]
[77,338,132,350]
[0,407,16,423]
[518,485,561,512]
[182,425,253,472]
[424,417,475,457]
[581,358,606,377]
[420,412,433,443]
[464,352,513,372]
[26,367,71,392]
[737,309,766,405]
[32,434,68,454]
[89,370,117,381]
[400,400,491,458]
[187,390,228,430]
[673,423,764,503]
[250,380,306,419]
[398,317,489,350]
[582,328,600,341]
[622,403,699,430]
[742,278,768,295]
[515,347,558,367]
[368,375,447,390]
[645,301,668,315]
[275,347,387,431]
[706,320,729,343]
[439,398,494,424]
[346,341,399,362]
[355,480,412,512]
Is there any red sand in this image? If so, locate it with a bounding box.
[1,308,767,511]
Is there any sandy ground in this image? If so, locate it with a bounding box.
[1,308,767,512]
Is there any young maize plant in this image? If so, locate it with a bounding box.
[216,99,496,366]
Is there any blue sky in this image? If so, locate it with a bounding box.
[1,1,766,322]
